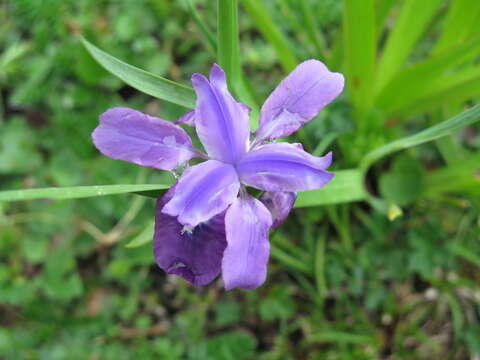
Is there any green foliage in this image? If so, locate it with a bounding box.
[1,0,480,359]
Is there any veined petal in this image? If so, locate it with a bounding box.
[191,64,250,164]
[255,60,344,143]
[222,195,273,290]
[92,107,201,171]
[162,160,240,227]
[237,142,334,192]
[154,187,226,286]
[259,191,297,229]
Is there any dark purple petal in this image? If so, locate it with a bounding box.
[259,191,297,229]
[175,110,195,126]
[255,60,344,143]
[222,195,272,290]
[191,64,250,164]
[237,142,334,192]
[92,107,201,171]
[154,188,227,286]
[162,160,240,227]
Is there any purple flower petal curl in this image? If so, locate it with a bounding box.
[92,107,202,171]
[237,142,334,192]
[222,195,272,290]
[161,160,240,227]
[259,191,297,229]
[154,187,227,286]
[255,60,344,144]
[191,64,250,164]
[175,110,195,126]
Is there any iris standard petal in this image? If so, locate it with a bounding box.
[222,195,273,290]
[154,188,227,286]
[191,64,250,164]
[92,107,201,171]
[237,142,334,192]
[255,60,344,143]
[161,160,240,227]
[259,191,297,229]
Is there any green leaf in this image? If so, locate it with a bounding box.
[361,104,480,171]
[0,184,171,202]
[376,36,480,113]
[343,0,376,117]
[424,153,480,198]
[81,38,195,109]
[379,155,424,206]
[240,0,298,72]
[218,0,240,85]
[186,0,217,52]
[299,0,327,59]
[295,169,366,207]
[376,0,397,33]
[376,0,443,91]
[387,66,480,118]
[432,0,480,55]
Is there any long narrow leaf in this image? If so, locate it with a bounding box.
[376,0,443,91]
[0,184,171,202]
[343,0,376,117]
[295,169,366,207]
[360,105,480,171]
[240,0,297,72]
[375,36,480,110]
[186,0,217,52]
[81,38,195,109]
[217,0,240,85]
[432,0,480,55]
[299,0,327,59]
[386,67,480,118]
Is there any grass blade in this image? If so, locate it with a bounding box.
[432,0,480,55]
[376,0,443,91]
[81,38,195,109]
[375,36,480,112]
[343,0,376,117]
[0,184,171,202]
[217,0,240,85]
[361,104,480,171]
[295,169,366,207]
[386,67,480,118]
[186,0,217,52]
[299,0,327,59]
[240,0,298,72]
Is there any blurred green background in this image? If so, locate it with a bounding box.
[1,0,480,359]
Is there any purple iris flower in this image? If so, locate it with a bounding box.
[92,60,344,290]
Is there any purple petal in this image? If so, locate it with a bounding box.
[92,107,201,171]
[191,64,250,164]
[175,110,195,126]
[162,160,240,227]
[255,60,344,143]
[222,195,273,290]
[154,187,227,286]
[259,191,297,229]
[237,142,334,192]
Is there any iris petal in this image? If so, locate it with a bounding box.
[162,160,240,227]
[237,142,334,192]
[191,64,250,164]
[255,60,344,143]
[222,195,272,290]
[259,191,297,229]
[92,107,200,171]
[154,187,227,286]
